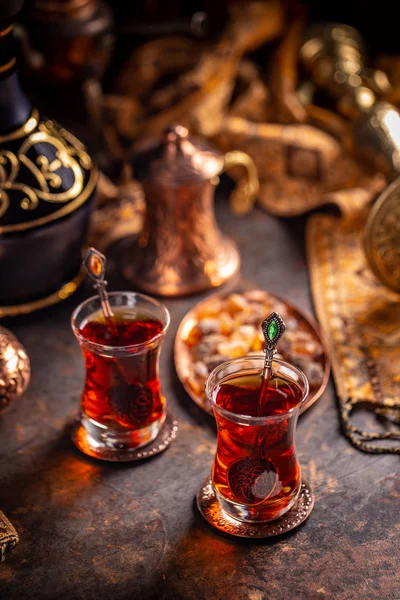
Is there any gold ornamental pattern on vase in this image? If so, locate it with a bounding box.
[0,109,97,314]
[0,108,97,233]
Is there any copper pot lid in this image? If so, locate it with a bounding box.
[132,124,224,187]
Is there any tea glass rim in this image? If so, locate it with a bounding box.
[71,291,170,354]
[206,355,309,425]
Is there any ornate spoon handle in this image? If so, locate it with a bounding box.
[261,312,286,382]
[83,247,118,338]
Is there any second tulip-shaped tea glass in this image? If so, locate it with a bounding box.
[71,292,170,459]
[206,356,309,523]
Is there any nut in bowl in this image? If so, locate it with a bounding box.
[175,290,330,415]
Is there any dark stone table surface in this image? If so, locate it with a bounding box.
[0,197,399,600]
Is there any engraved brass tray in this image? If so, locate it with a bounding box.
[175,289,330,415]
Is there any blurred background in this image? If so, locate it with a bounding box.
[2,0,400,310]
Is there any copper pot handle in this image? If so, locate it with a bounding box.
[222,150,259,215]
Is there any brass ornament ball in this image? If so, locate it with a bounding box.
[0,326,30,411]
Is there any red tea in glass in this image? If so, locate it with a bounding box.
[72,292,170,458]
[206,356,309,522]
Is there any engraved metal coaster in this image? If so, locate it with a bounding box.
[71,411,179,462]
[196,478,314,538]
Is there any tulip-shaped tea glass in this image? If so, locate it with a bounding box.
[206,356,309,522]
[71,292,170,459]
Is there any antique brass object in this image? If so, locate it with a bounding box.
[300,23,400,178]
[0,325,30,411]
[308,190,400,453]
[89,170,145,252]
[123,125,259,296]
[301,23,400,296]
[97,0,283,157]
[364,178,400,293]
[133,0,283,140]
[217,116,385,217]
[0,511,18,561]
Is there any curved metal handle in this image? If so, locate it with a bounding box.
[222,150,259,215]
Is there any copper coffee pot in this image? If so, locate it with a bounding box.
[123,125,259,296]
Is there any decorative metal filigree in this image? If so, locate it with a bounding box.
[0,326,31,411]
[0,116,94,224]
[0,511,19,562]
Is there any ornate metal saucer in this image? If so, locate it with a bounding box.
[70,411,179,462]
[197,478,314,538]
[175,289,330,415]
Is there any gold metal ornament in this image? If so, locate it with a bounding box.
[364,178,400,293]
[300,23,400,295]
[0,108,39,143]
[93,0,283,159]
[0,511,19,561]
[0,326,31,411]
[0,115,96,234]
[300,23,400,178]
[216,116,384,217]
[88,169,145,252]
